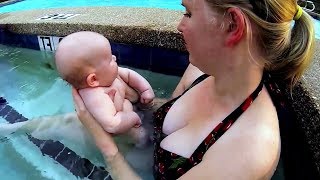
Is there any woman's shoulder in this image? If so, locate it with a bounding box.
[232,86,281,178]
[241,86,280,151]
[172,64,205,98]
[241,91,281,178]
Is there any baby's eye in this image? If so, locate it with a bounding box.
[183,12,191,18]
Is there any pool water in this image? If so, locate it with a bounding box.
[0,136,52,180]
[0,44,180,179]
[313,18,320,39]
[0,126,77,179]
[0,44,179,118]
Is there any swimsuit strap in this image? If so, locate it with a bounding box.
[181,74,210,96]
[153,74,266,179]
[191,73,265,158]
[163,74,210,105]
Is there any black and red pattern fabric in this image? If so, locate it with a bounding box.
[153,73,269,180]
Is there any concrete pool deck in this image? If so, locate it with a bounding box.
[0,6,319,178]
[0,7,185,51]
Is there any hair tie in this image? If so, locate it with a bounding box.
[293,5,303,21]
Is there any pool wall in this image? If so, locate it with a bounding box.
[0,7,320,179]
[0,29,189,76]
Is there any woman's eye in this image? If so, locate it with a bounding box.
[183,12,191,18]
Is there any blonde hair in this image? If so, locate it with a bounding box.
[206,0,315,87]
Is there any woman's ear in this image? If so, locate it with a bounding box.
[86,73,100,87]
[225,7,246,47]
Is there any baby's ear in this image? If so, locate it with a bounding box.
[86,73,100,87]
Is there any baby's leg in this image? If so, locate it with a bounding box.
[127,126,148,148]
[110,110,141,134]
[122,99,134,112]
[122,99,149,147]
[122,99,143,127]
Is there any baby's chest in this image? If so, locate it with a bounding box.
[106,79,125,94]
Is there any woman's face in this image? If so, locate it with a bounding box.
[177,0,226,72]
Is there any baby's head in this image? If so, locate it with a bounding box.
[55,31,118,89]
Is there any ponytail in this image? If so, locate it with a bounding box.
[267,11,315,87]
[206,0,315,88]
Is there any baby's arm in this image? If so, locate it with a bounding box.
[108,89,125,112]
[118,67,155,104]
[107,111,141,134]
[79,88,140,134]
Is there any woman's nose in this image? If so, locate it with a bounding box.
[177,18,184,33]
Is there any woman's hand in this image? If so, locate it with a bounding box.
[72,87,119,158]
[72,87,141,180]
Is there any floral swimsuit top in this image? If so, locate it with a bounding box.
[153,74,265,180]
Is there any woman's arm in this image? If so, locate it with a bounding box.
[72,88,141,180]
[172,63,204,98]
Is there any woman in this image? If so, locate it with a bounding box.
[72,0,315,179]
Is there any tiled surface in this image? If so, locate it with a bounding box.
[111,42,152,71]
[0,29,39,50]
[0,29,189,76]
[111,42,189,76]
[0,97,111,179]
[150,47,189,76]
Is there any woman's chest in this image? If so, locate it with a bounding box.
[160,81,226,158]
[162,80,216,135]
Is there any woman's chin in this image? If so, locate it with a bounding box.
[188,55,196,64]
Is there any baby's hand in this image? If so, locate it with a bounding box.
[140,89,155,104]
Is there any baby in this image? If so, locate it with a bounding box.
[54,31,155,146]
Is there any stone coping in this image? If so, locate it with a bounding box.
[304,40,320,109]
[0,7,185,51]
[0,6,320,176]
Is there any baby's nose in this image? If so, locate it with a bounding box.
[112,55,116,62]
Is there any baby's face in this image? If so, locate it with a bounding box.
[96,53,118,87]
